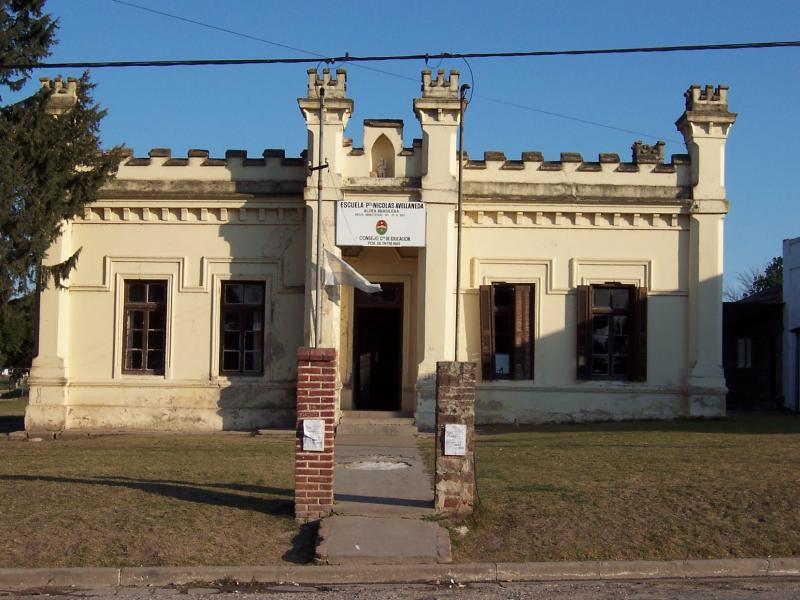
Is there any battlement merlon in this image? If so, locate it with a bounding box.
[421,68,460,98]
[298,68,354,125]
[304,67,347,99]
[674,84,737,202]
[39,76,78,115]
[685,84,729,112]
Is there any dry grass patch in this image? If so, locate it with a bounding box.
[421,413,800,562]
[0,433,308,568]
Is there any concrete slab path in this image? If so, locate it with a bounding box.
[333,432,435,518]
[317,427,449,565]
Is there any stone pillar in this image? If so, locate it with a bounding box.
[294,347,337,522]
[413,69,462,428]
[26,223,73,431]
[434,361,476,519]
[675,85,736,417]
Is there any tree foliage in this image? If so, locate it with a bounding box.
[0,0,121,367]
[725,256,784,301]
[0,0,56,99]
[0,291,33,368]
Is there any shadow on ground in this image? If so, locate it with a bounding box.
[0,416,23,434]
[0,474,294,516]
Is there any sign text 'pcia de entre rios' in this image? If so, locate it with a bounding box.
[336,200,426,247]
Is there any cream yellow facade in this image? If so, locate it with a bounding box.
[26,70,735,431]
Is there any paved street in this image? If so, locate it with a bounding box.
[3,578,800,599]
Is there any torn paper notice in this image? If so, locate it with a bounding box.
[302,419,325,452]
[444,423,467,456]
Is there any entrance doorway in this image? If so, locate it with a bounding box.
[353,282,403,411]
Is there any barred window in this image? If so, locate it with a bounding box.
[577,284,647,381]
[220,282,265,375]
[122,280,167,375]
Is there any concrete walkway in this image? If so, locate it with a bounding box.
[316,420,450,565]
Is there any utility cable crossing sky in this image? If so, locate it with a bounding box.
[10,40,800,70]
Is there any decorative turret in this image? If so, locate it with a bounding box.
[297,67,354,180]
[675,84,736,201]
[39,76,78,115]
[413,69,464,185]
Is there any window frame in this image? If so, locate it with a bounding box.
[577,283,647,382]
[479,282,535,381]
[218,280,266,377]
[736,337,753,369]
[121,279,168,376]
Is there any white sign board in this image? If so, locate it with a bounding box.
[302,419,325,452]
[444,423,467,456]
[336,201,426,247]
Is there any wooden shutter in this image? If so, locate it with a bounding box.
[479,285,495,380]
[576,285,591,380]
[631,286,648,381]
[513,284,534,380]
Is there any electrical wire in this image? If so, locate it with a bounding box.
[64,4,797,143]
[13,40,800,69]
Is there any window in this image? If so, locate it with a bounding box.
[479,283,534,380]
[220,281,265,375]
[577,284,647,381]
[122,280,167,374]
[736,337,752,369]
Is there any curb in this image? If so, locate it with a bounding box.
[1,558,798,590]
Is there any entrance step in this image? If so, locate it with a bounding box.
[316,515,451,565]
[338,411,417,436]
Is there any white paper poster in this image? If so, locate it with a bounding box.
[302,419,325,452]
[336,201,426,247]
[444,423,467,456]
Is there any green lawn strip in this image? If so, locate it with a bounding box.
[0,434,306,567]
[420,413,800,562]
[0,396,28,417]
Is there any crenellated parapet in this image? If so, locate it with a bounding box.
[39,76,78,115]
[112,147,307,184]
[305,67,347,99]
[684,84,729,113]
[460,147,690,188]
[420,68,460,99]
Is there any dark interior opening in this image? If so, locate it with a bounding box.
[353,282,403,411]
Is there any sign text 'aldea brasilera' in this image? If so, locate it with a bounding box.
[336,201,426,247]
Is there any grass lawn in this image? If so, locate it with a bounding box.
[0,396,28,417]
[0,433,305,568]
[422,412,800,563]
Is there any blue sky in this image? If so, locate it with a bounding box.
[10,0,800,288]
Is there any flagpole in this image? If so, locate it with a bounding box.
[454,83,470,360]
[314,88,325,348]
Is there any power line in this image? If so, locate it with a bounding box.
[13,40,800,69]
[91,3,684,141]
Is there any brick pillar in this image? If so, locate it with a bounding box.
[434,361,476,519]
[294,347,337,522]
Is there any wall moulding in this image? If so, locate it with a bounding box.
[69,256,286,294]
[470,257,567,295]
[461,210,687,230]
[469,257,686,296]
[76,205,305,225]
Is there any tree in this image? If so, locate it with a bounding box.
[724,256,783,301]
[0,0,121,368]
